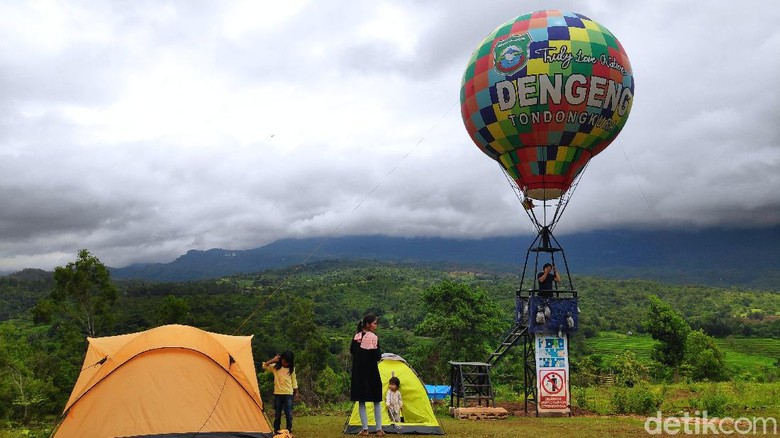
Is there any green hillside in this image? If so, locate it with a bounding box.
[1,259,779,428]
[4,261,778,339]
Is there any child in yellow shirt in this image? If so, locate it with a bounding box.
[262,350,298,434]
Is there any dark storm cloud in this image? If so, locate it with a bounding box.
[0,0,778,271]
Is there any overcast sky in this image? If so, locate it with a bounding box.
[1,0,778,272]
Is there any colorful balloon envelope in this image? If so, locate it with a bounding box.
[461,10,634,200]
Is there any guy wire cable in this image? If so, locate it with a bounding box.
[500,165,541,234]
[189,373,230,437]
[617,138,651,212]
[206,99,459,436]
[232,98,458,336]
[549,160,590,234]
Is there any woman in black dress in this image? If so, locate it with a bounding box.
[350,313,384,436]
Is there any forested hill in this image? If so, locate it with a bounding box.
[3,260,779,341]
[107,226,780,290]
[1,258,778,430]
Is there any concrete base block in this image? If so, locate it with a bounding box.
[451,407,509,420]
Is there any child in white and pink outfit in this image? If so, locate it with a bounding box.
[386,375,403,429]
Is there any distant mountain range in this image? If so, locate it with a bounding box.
[109,226,780,290]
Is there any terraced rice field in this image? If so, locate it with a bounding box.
[585,332,655,360]
[585,332,780,371]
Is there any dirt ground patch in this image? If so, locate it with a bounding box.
[496,401,594,417]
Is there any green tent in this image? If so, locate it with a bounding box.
[344,353,444,435]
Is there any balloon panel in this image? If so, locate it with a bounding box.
[461,10,634,200]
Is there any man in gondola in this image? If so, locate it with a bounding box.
[537,263,560,297]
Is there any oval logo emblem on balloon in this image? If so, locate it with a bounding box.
[494,34,532,74]
[461,10,634,200]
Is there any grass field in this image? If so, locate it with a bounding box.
[3,382,778,437]
[293,414,651,437]
[0,416,656,438]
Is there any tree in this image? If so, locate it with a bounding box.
[415,280,504,381]
[683,329,728,381]
[274,296,332,402]
[0,321,56,423]
[51,249,118,337]
[157,295,192,325]
[613,350,650,387]
[643,295,690,381]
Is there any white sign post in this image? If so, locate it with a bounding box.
[534,333,570,415]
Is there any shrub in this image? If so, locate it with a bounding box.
[313,366,349,403]
[613,350,650,387]
[570,386,613,415]
[689,385,732,417]
[611,384,662,415]
[572,386,589,411]
[432,398,452,417]
[571,355,605,387]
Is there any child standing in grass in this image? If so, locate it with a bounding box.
[262,350,298,435]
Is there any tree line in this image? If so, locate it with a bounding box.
[0,250,777,426]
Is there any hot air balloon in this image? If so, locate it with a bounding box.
[461,9,634,230]
[460,11,634,416]
[460,7,636,336]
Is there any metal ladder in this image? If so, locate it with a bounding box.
[485,323,528,366]
[448,361,495,408]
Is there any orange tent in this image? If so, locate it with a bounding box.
[54,324,274,437]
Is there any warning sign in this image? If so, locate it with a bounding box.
[541,370,565,395]
[535,334,570,414]
[538,368,568,410]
